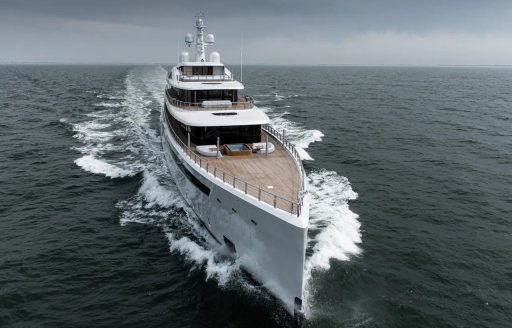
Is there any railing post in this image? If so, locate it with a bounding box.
[206,162,209,172]
[258,187,261,201]
[244,183,247,194]
[223,172,225,183]
[291,202,294,214]
[266,134,269,156]
[214,167,216,177]
[274,195,277,208]
[233,176,235,187]
[216,136,220,158]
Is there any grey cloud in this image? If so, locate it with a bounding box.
[1,0,512,64]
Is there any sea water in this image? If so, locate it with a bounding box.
[1,65,510,327]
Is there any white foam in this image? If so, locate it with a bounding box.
[138,171,185,208]
[117,171,187,226]
[74,67,166,183]
[84,122,111,129]
[96,94,125,100]
[73,143,119,155]
[267,110,324,160]
[74,155,137,178]
[166,232,240,286]
[86,110,117,119]
[273,93,300,101]
[303,169,362,317]
[262,99,361,317]
[95,102,124,108]
[144,66,168,107]
[117,172,242,288]
[72,121,115,142]
[274,93,285,101]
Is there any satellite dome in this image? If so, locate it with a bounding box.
[209,51,220,63]
[205,33,215,44]
[179,51,190,63]
[185,33,194,44]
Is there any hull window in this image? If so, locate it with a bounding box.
[183,167,211,196]
[223,236,236,253]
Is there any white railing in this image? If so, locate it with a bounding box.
[166,91,254,110]
[163,111,304,216]
[179,74,234,82]
[262,124,307,191]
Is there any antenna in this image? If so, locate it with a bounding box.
[177,30,180,65]
[240,33,244,82]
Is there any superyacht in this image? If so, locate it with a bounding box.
[160,15,310,317]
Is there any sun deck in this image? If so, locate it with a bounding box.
[164,109,303,214]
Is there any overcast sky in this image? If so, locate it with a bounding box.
[2,0,512,65]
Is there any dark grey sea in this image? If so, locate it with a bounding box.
[1,65,510,327]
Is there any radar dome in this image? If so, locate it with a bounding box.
[209,51,220,63]
[179,51,190,63]
[185,33,194,44]
[205,33,215,44]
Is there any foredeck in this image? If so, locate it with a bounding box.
[203,132,301,203]
[164,110,304,215]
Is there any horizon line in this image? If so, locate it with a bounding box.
[1,61,512,68]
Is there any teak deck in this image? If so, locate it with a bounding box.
[204,132,301,203]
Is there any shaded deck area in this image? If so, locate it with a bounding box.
[165,109,302,214]
[165,89,253,110]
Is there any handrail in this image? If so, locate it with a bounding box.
[179,74,234,82]
[162,110,303,216]
[262,124,307,192]
[166,91,254,110]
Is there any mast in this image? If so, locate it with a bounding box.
[185,13,215,63]
[195,14,206,62]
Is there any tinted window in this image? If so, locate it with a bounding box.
[190,125,261,145]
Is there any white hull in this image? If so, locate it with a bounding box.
[160,114,309,316]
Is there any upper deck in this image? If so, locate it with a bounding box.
[165,88,254,111]
[167,62,244,89]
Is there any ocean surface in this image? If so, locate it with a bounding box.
[0,65,510,327]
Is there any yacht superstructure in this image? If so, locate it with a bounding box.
[160,15,310,317]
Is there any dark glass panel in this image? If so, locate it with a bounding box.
[190,125,261,145]
[192,66,214,75]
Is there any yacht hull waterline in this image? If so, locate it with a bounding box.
[159,14,310,317]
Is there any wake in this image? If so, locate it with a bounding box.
[260,103,362,317]
[67,66,362,318]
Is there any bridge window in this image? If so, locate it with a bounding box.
[192,66,213,75]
